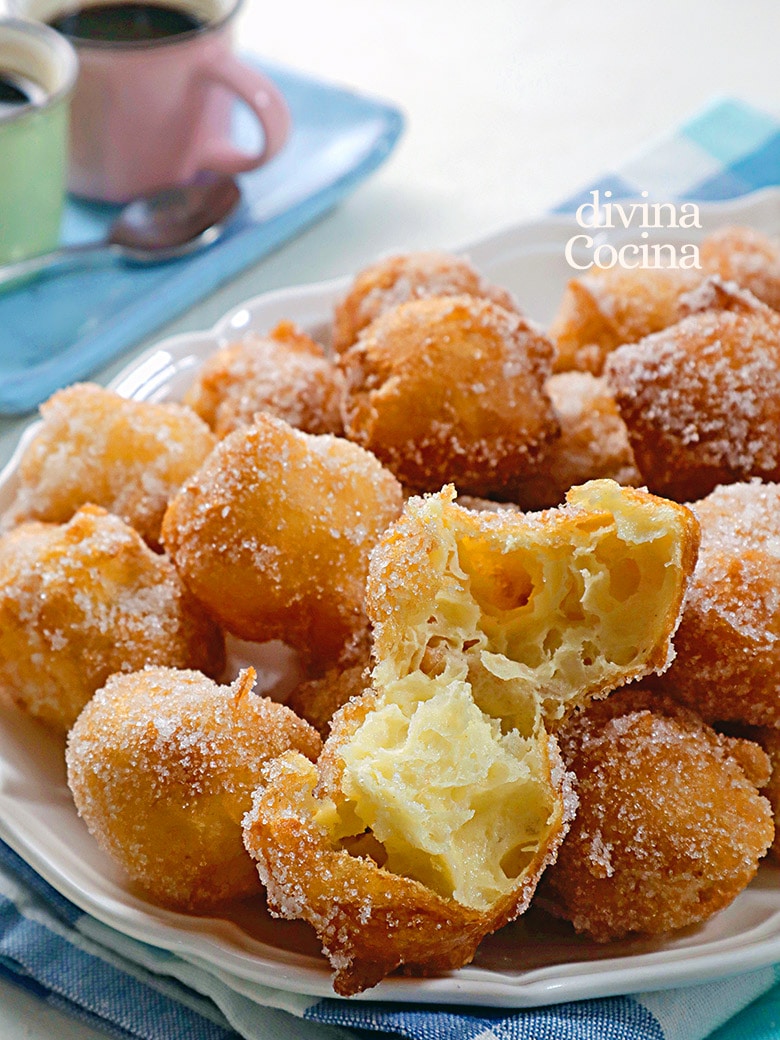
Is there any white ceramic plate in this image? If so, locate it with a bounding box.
[2,188,780,1008]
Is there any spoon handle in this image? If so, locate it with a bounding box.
[0,242,125,291]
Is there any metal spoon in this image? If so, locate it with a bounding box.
[0,172,242,290]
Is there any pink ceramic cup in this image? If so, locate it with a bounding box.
[9,0,291,202]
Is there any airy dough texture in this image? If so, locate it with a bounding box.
[243,479,698,994]
[67,667,321,910]
[0,506,224,731]
[5,383,216,547]
[368,480,699,728]
[244,704,570,996]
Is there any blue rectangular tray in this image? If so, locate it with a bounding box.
[0,58,404,414]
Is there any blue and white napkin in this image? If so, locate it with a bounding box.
[2,96,780,1040]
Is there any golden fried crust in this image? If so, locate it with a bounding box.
[745,727,780,863]
[367,481,699,727]
[701,225,780,312]
[539,687,774,942]
[161,413,403,667]
[550,267,699,376]
[676,273,774,319]
[5,383,216,547]
[658,482,780,727]
[286,660,370,738]
[243,736,569,996]
[243,480,697,994]
[67,667,321,910]
[184,321,344,439]
[331,251,519,354]
[339,294,559,497]
[512,372,640,510]
[605,306,780,501]
[0,506,225,732]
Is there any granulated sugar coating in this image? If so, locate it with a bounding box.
[339,293,559,496]
[748,727,780,863]
[540,687,773,942]
[331,250,520,354]
[161,413,403,669]
[0,506,224,732]
[6,225,780,997]
[511,371,641,510]
[243,722,572,997]
[5,383,216,547]
[184,321,344,439]
[66,666,321,910]
[677,273,765,319]
[550,224,780,378]
[242,479,698,995]
[549,265,699,376]
[286,635,371,737]
[659,481,780,727]
[605,305,780,501]
[701,225,780,313]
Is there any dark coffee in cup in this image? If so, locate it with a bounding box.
[48,2,204,43]
[0,69,47,114]
[0,75,30,105]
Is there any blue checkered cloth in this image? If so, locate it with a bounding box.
[555,95,780,210]
[2,96,780,1040]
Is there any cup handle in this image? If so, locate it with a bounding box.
[198,57,291,173]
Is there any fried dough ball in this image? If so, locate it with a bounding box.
[605,297,780,501]
[550,266,699,375]
[367,480,698,729]
[0,506,225,732]
[183,321,344,438]
[659,481,780,727]
[675,272,766,320]
[332,250,519,353]
[511,372,640,510]
[744,727,780,862]
[162,413,403,669]
[246,717,569,997]
[701,225,780,312]
[67,666,321,909]
[539,688,773,942]
[242,480,698,994]
[5,383,216,547]
[286,644,371,737]
[339,294,559,496]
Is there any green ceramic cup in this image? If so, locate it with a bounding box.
[0,18,77,264]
